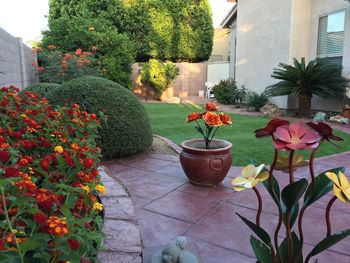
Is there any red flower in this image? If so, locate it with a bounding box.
[0,150,10,163]
[33,211,47,224]
[0,239,4,250]
[220,113,232,125]
[273,122,321,151]
[186,112,201,123]
[48,45,57,50]
[90,113,97,119]
[307,122,343,144]
[68,239,80,251]
[75,49,82,55]
[205,102,219,111]
[39,159,50,171]
[202,112,222,126]
[18,158,29,167]
[83,158,94,168]
[254,118,290,138]
[22,140,35,149]
[3,167,19,177]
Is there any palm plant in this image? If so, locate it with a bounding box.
[264,57,349,118]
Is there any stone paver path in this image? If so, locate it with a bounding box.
[104,151,350,263]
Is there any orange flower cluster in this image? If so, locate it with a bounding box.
[46,216,69,237]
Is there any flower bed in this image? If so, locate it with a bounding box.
[0,86,105,262]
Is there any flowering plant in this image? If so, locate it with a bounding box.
[232,119,350,263]
[186,103,232,149]
[33,46,100,84]
[0,86,105,262]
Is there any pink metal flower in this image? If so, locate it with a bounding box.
[273,122,321,151]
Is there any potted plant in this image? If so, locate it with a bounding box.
[179,103,233,187]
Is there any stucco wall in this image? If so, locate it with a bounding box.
[235,0,292,95]
[132,62,208,100]
[0,28,37,89]
[210,28,231,62]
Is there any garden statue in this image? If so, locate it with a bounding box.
[151,236,198,263]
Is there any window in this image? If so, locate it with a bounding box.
[317,10,346,65]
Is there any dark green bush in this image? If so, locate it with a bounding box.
[23,82,62,98]
[140,59,179,100]
[212,79,248,105]
[246,92,268,111]
[46,76,153,158]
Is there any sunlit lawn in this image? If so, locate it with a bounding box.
[144,103,350,166]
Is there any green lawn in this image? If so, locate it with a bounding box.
[144,103,350,166]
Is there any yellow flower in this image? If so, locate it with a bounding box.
[93,202,103,211]
[20,114,27,119]
[81,185,90,194]
[88,27,95,31]
[95,184,106,195]
[275,154,307,172]
[326,171,350,203]
[232,164,269,191]
[54,146,64,153]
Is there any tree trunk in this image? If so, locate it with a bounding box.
[298,93,312,118]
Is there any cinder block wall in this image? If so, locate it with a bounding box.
[0,27,37,89]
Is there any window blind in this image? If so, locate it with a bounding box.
[317,11,345,60]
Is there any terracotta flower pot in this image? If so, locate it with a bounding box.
[179,139,232,187]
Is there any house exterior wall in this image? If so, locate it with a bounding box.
[308,0,350,112]
[234,0,293,109]
[0,28,37,89]
[231,0,350,112]
[210,28,231,62]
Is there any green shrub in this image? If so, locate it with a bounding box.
[23,82,62,98]
[48,0,213,62]
[246,91,268,110]
[140,59,179,100]
[46,76,153,158]
[41,16,135,87]
[212,79,248,105]
[35,48,100,84]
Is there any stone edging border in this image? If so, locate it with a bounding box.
[98,166,142,263]
[153,134,182,154]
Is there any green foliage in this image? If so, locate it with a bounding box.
[140,59,179,100]
[35,48,100,84]
[47,76,153,158]
[23,82,62,98]
[264,58,349,117]
[41,16,135,87]
[212,79,248,105]
[246,91,268,111]
[48,0,214,62]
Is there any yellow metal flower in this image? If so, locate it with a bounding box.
[275,154,308,172]
[232,164,269,191]
[54,146,64,153]
[326,171,350,203]
[95,184,106,195]
[93,202,103,211]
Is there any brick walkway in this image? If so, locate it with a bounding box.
[104,151,350,263]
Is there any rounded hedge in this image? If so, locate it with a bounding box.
[46,76,153,158]
[23,82,62,98]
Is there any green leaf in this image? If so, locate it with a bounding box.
[305,229,350,261]
[19,239,40,254]
[236,213,271,245]
[281,179,308,213]
[0,252,21,263]
[263,175,280,205]
[303,167,344,207]
[277,232,303,263]
[282,203,299,228]
[250,235,273,263]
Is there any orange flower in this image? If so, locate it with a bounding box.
[205,102,219,111]
[186,112,201,122]
[48,45,57,50]
[203,112,222,126]
[47,216,69,237]
[220,113,232,125]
